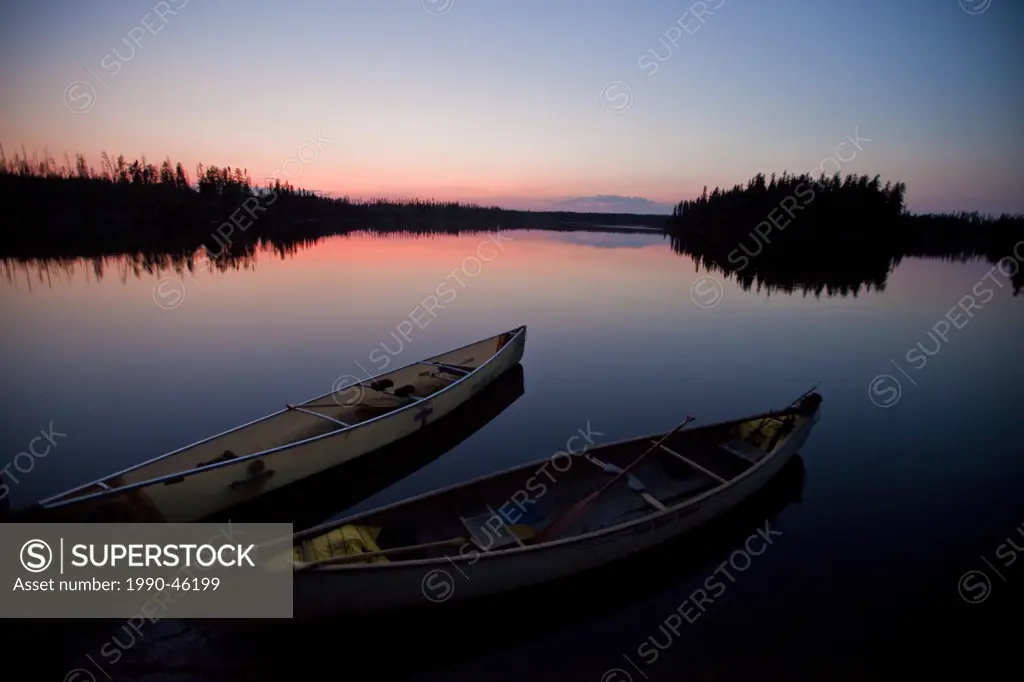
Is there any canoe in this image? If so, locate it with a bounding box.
[206,363,526,530]
[31,325,527,522]
[284,389,823,617]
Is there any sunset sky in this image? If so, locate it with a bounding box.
[1,0,1021,214]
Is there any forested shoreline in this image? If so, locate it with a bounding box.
[1,150,1021,297]
[0,148,664,259]
[666,172,1024,295]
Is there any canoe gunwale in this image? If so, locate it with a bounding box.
[39,325,527,511]
[297,398,821,571]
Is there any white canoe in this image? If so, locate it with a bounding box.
[285,390,823,617]
[34,326,527,522]
[205,363,526,529]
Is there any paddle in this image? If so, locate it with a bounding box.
[529,415,696,545]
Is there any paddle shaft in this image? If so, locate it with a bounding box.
[294,536,468,570]
[532,415,696,543]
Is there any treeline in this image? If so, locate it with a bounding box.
[0,147,665,258]
[666,171,1023,296]
[671,171,907,232]
[5,149,1020,298]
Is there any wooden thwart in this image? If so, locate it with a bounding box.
[653,442,728,484]
[285,405,349,428]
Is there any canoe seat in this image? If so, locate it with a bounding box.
[293,524,389,564]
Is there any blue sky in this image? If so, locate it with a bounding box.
[1,0,1021,213]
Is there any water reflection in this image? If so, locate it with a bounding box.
[669,228,1023,298]
[6,226,1017,300]
[1,228,663,290]
[4,225,1022,681]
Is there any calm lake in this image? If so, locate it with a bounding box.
[2,228,1023,679]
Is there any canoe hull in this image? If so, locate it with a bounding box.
[293,408,818,617]
[41,327,527,522]
[205,364,526,530]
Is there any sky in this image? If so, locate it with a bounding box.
[1,0,1022,214]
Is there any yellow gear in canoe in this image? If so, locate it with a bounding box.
[293,525,389,564]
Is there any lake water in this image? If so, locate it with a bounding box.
[2,228,1023,679]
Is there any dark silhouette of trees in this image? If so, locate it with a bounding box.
[670,171,906,234]
[2,148,1020,296]
[0,146,665,259]
[666,171,1022,296]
